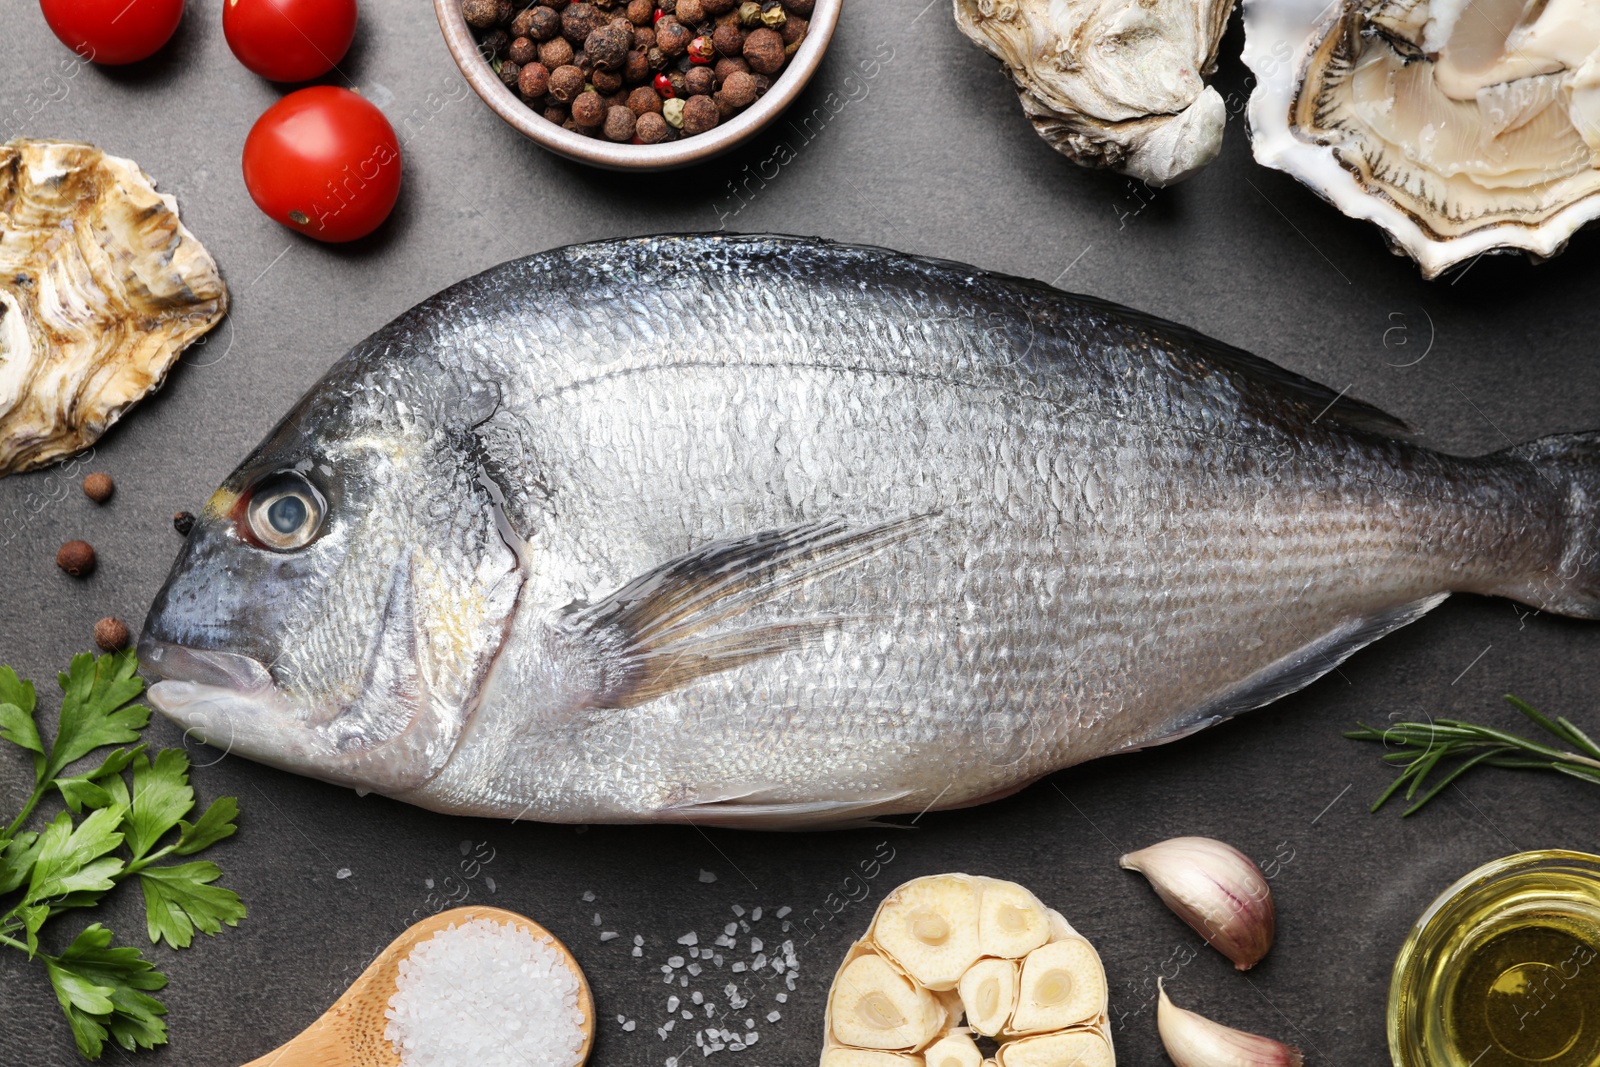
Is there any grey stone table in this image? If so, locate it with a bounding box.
[1,2,1597,1065]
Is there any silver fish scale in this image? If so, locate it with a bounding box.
[373,237,1545,823]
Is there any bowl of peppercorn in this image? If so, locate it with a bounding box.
[435,0,838,169]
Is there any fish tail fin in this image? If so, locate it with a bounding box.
[1495,430,1600,619]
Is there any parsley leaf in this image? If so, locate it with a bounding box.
[137,863,246,949]
[0,653,243,1059]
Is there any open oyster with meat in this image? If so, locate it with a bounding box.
[1244,0,1600,277]
[954,0,1235,186]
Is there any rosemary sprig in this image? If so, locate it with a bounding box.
[1346,695,1600,816]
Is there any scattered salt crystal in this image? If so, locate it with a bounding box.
[731,962,746,972]
[687,963,702,976]
[582,891,596,902]
[592,913,602,925]
[635,935,645,946]
[617,1014,627,1024]
[776,994,787,1003]
[336,868,352,879]
[678,932,699,946]
[665,1020,676,1032]
[485,877,496,892]
[781,922,792,932]
[749,938,762,952]
[623,1020,637,1032]
[751,908,762,921]
[731,905,745,916]
[776,907,790,918]
[692,991,704,1004]
[384,917,583,1067]
[424,878,435,889]
[747,1033,759,1044]
[668,996,680,1012]
[745,1018,755,1029]
[682,1010,693,1020]
[600,931,619,941]
[668,956,685,968]
[767,1011,781,1023]
[724,923,738,936]
[632,947,642,956]
[698,870,717,883]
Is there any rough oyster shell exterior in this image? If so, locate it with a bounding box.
[0,139,227,475]
[954,0,1233,186]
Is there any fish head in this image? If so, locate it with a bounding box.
[139,357,523,795]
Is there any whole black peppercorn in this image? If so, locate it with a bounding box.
[624,47,650,81]
[681,93,719,134]
[634,25,655,48]
[511,7,539,36]
[751,72,770,95]
[636,111,671,142]
[685,65,714,94]
[779,12,805,44]
[478,28,511,59]
[742,25,782,73]
[173,511,196,536]
[81,472,114,504]
[519,60,551,97]
[508,35,538,63]
[527,5,562,38]
[495,0,514,22]
[94,617,129,652]
[667,69,688,95]
[627,85,663,114]
[602,105,637,142]
[712,54,747,85]
[574,48,594,72]
[571,89,606,125]
[538,35,575,65]
[704,0,737,13]
[655,16,691,55]
[712,22,743,57]
[592,66,623,93]
[547,62,586,101]
[646,45,668,70]
[585,23,631,69]
[780,0,812,13]
[462,0,501,28]
[500,58,522,86]
[718,68,756,107]
[675,0,705,24]
[626,0,654,22]
[544,103,569,123]
[658,0,675,12]
[562,2,604,43]
[56,540,96,578]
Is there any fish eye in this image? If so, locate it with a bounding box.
[244,471,325,551]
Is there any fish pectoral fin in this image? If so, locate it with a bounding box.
[1116,592,1451,753]
[653,788,918,830]
[564,515,935,709]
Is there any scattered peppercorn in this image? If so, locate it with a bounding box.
[466,0,803,143]
[681,93,719,134]
[93,617,129,653]
[173,511,196,536]
[81,472,114,504]
[56,540,96,578]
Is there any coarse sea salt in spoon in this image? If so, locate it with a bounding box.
[240,906,593,1067]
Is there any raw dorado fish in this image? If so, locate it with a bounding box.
[138,235,1600,827]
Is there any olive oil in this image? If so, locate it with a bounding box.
[1390,852,1600,1067]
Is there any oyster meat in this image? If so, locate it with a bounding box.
[1244,0,1600,277]
[0,139,227,476]
[954,0,1234,186]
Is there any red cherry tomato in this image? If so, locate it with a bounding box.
[39,0,185,65]
[224,0,358,82]
[242,87,401,243]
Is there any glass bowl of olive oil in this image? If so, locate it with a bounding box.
[1389,850,1600,1067]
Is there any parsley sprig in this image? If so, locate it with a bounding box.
[0,651,245,1059]
[1348,694,1600,816]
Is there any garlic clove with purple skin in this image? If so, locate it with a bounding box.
[1120,836,1274,970]
[1157,981,1303,1067]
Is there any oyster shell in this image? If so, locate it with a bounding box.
[1244,0,1600,278]
[954,0,1234,186]
[0,139,227,476]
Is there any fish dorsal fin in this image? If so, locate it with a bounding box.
[562,516,935,710]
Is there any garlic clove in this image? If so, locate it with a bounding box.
[820,1050,926,1067]
[1008,938,1105,1034]
[1157,981,1303,1067]
[873,874,984,990]
[830,950,947,1050]
[978,880,1051,959]
[957,958,1019,1036]
[924,1030,984,1067]
[995,1029,1116,1067]
[1120,836,1274,970]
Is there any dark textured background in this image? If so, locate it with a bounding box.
[2,2,1598,1065]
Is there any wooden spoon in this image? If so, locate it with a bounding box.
[242,905,594,1067]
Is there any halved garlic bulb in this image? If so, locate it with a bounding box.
[873,875,984,990]
[1157,982,1303,1067]
[1010,939,1106,1034]
[1121,836,1274,971]
[829,950,948,1051]
[924,1030,984,1067]
[822,875,1114,1066]
[996,1030,1116,1067]
[958,958,1019,1036]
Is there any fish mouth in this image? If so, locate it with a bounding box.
[137,636,276,694]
